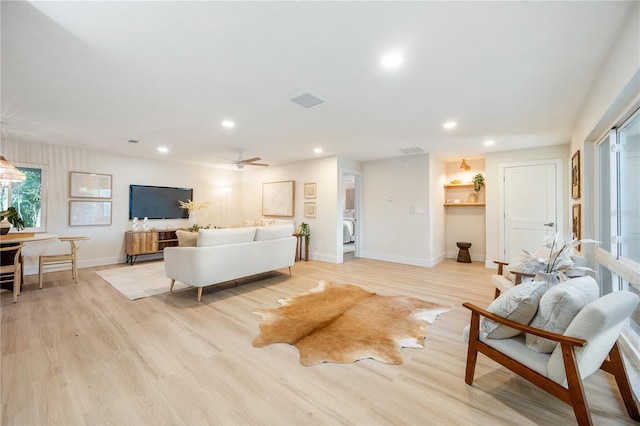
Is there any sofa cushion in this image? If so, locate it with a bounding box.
[481,280,547,339]
[176,230,198,247]
[255,224,294,241]
[198,227,256,247]
[525,276,599,353]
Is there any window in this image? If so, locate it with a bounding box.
[0,164,45,232]
[596,107,640,355]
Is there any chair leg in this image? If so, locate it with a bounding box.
[170,279,175,291]
[72,257,78,283]
[465,311,480,385]
[13,267,20,303]
[602,342,640,421]
[39,256,44,289]
[197,287,203,302]
[560,342,593,426]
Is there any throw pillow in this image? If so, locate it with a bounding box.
[481,280,547,339]
[176,230,198,247]
[244,219,259,227]
[198,227,256,247]
[255,224,294,241]
[525,276,599,353]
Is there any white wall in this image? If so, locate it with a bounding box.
[239,156,339,263]
[484,144,569,267]
[444,158,486,262]
[1,140,239,274]
[428,155,447,264]
[361,154,442,266]
[570,3,640,265]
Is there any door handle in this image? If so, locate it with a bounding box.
[543,222,555,227]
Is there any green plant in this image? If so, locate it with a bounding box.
[471,173,485,192]
[184,224,211,232]
[0,207,25,231]
[298,222,310,236]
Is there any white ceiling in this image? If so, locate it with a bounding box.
[1,1,635,169]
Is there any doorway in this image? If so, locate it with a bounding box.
[498,159,564,262]
[338,169,361,263]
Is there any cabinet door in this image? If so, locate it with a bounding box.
[126,232,155,255]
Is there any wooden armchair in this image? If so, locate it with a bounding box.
[492,260,535,298]
[463,291,640,426]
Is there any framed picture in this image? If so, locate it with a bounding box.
[69,200,112,226]
[304,202,316,218]
[572,204,581,250]
[262,180,295,217]
[70,171,112,199]
[571,151,580,199]
[304,183,316,199]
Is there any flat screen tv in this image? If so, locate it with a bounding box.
[129,185,193,220]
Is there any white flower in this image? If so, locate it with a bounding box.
[521,232,599,274]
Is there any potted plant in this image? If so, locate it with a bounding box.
[0,207,25,235]
[471,173,485,192]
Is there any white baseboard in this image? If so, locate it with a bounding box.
[447,251,486,263]
[360,251,443,268]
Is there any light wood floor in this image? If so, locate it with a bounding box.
[1,257,635,425]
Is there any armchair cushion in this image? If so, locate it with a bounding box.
[481,280,547,339]
[525,276,599,353]
[547,291,639,385]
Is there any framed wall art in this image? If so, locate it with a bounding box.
[304,202,316,218]
[572,204,581,250]
[69,200,112,226]
[262,180,295,217]
[571,151,580,199]
[70,171,112,199]
[304,183,316,199]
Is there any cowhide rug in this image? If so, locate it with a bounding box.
[252,280,450,366]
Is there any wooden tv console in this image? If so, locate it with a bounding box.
[125,229,179,265]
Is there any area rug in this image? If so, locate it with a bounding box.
[95,262,189,300]
[252,280,450,366]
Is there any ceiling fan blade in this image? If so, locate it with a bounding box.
[247,162,269,167]
[242,157,262,163]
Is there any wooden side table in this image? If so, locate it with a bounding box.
[294,233,309,261]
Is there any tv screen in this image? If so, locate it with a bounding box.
[129,185,193,220]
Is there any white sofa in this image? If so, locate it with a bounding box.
[164,224,297,301]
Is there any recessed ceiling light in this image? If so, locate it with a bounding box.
[158,147,169,153]
[443,121,457,129]
[380,51,404,70]
[484,140,495,146]
[314,147,323,154]
[222,120,235,129]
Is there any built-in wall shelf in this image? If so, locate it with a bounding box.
[444,183,486,207]
[444,184,474,189]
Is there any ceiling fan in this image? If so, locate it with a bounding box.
[229,151,269,169]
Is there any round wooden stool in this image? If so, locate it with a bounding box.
[456,242,472,263]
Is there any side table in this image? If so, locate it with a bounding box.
[294,233,309,261]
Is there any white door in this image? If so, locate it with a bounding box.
[500,160,562,262]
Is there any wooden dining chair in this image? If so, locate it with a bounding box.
[39,236,89,288]
[0,243,24,303]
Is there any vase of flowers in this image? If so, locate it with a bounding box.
[520,232,598,288]
[179,199,210,226]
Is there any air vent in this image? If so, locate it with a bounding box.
[398,146,425,154]
[288,90,328,109]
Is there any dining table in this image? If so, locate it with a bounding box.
[0,232,58,291]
